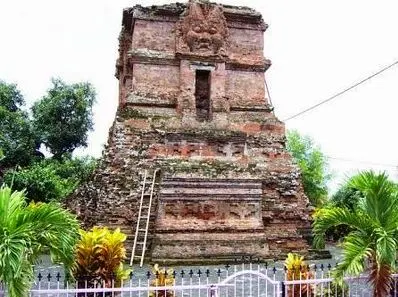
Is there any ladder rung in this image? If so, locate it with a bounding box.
[141,216,148,219]
[138,228,147,232]
[142,182,160,186]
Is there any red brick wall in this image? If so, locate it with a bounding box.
[131,64,180,104]
[132,20,175,53]
[226,70,267,107]
[228,28,264,62]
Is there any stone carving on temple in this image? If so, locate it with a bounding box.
[176,0,228,58]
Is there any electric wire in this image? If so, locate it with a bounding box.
[327,156,398,168]
[264,77,274,114]
[282,60,398,121]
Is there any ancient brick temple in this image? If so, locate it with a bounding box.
[68,0,314,263]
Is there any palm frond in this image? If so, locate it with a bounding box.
[7,260,33,297]
[0,185,26,229]
[349,171,396,226]
[333,232,372,282]
[0,186,79,297]
[312,207,371,249]
[374,227,397,267]
[323,171,398,296]
[22,201,80,270]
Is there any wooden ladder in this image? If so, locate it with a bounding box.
[130,169,159,267]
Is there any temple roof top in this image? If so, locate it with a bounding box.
[122,1,267,33]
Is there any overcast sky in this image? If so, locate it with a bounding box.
[1,0,398,191]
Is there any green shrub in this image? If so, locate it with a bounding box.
[4,162,72,202]
[3,156,96,202]
[43,155,97,181]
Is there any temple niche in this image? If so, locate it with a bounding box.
[67,0,319,264]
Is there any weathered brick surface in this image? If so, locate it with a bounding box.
[226,70,266,107]
[129,64,180,105]
[228,28,264,61]
[132,20,176,53]
[67,0,314,263]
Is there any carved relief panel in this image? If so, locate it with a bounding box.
[148,140,247,159]
[157,201,263,230]
[156,178,264,231]
[176,0,229,59]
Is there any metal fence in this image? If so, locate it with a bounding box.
[282,271,398,297]
[1,261,398,297]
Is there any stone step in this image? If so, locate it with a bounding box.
[159,194,261,201]
[160,178,262,200]
[161,188,261,195]
[162,178,262,188]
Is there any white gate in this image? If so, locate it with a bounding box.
[215,269,282,297]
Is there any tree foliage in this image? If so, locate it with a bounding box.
[32,78,96,159]
[286,130,331,207]
[3,157,96,203]
[313,171,398,297]
[0,81,40,170]
[0,186,79,297]
[331,182,362,211]
[324,177,366,241]
[0,80,24,112]
[0,78,97,201]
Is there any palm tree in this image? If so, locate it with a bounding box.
[0,185,80,297]
[313,171,398,297]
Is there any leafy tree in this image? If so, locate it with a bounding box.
[313,171,398,297]
[0,82,40,171]
[324,178,365,241]
[4,162,73,203]
[286,130,331,207]
[0,80,24,112]
[331,183,362,211]
[50,156,97,182]
[32,78,96,159]
[0,185,79,297]
[0,108,40,169]
[3,157,97,203]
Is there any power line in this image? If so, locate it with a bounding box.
[327,156,398,168]
[264,76,275,114]
[283,59,398,122]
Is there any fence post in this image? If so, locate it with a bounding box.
[209,285,218,297]
[281,281,286,297]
